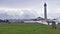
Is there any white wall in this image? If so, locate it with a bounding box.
[24,21,58,25]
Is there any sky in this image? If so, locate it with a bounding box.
[0,0,60,20]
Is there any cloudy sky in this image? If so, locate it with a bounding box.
[0,0,60,20]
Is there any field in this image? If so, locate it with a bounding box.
[0,23,60,34]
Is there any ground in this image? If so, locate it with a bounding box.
[0,23,60,34]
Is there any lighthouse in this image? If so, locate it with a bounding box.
[44,3,47,21]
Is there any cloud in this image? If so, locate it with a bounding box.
[0,0,60,22]
[0,8,43,19]
[0,0,42,8]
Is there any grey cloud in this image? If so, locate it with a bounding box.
[0,0,42,8]
[0,9,40,19]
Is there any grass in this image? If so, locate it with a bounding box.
[0,23,60,34]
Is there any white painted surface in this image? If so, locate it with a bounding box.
[24,21,58,25]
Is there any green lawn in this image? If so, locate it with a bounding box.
[0,23,60,34]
